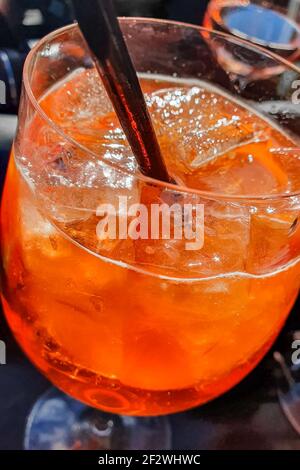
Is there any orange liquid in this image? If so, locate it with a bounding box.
[1,73,300,415]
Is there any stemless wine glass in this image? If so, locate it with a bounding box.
[1,19,300,450]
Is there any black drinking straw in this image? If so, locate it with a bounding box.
[71,0,174,184]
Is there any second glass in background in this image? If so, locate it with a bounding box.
[204,0,300,61]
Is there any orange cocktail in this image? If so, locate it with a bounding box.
[1,20,300,416]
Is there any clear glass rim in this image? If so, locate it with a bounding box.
[23,18,300,203]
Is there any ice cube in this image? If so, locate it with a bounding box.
[147,86,268,173]
[246,205,300,274]
[269,148,300,194]
[38,68,138,173]
[132,186,250,277]
[42,68,113,125]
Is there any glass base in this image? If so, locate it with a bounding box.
[24,388,172,450]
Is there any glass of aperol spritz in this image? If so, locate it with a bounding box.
[1,19,300,449]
